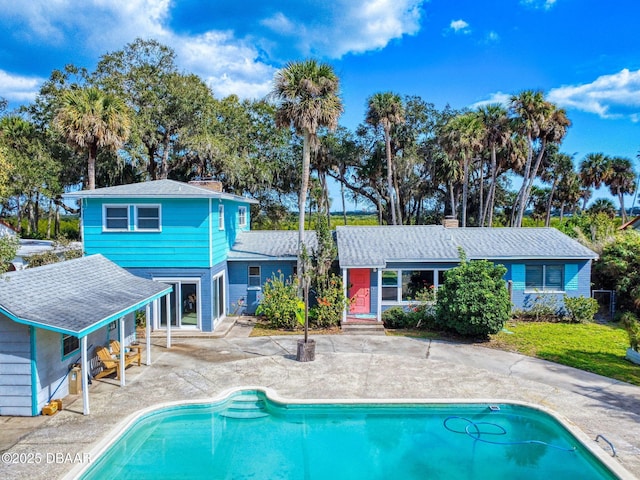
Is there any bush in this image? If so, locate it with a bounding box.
[255,272,303,330]
[519,292,563,322]
[435,252,510,338]
[563,295,599,323]
[312,274,348,328]
[382,307,413,329]
[621,312,640,351]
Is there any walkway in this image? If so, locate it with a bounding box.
[1,323,639,479]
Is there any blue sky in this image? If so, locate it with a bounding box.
[1,0,640,208]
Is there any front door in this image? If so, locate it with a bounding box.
[349,269,370,314]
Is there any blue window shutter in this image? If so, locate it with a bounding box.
[565,264,579,291]
[511,264,525,291]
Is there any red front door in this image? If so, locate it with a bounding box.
[348,269,371,314]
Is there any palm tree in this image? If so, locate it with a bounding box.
[579,153,610,209]
[540,149,574,226]
[365,92,405,225]
[589,198,617,218]
[55,87,131,190]
[509,90,570,227]
[605,156,636,223]
[477,104,511,226]
[441,112,484,227]
[272,59,342,263]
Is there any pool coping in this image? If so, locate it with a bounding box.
[64,385,635,480]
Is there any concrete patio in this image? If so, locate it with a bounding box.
[1,319,639,479]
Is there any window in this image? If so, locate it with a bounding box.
[381,269,447,303]
[136,205,160,230]
[62,334,79,357]
[218,205,225,230]
[248,266,261,288]
[525,265,564,291]
[238,206,247,227]
[104,205,129,231]
[381,270,399,301]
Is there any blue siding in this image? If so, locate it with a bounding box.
[565,264,579,291]
[83,197,251,269]
[0,315,32,416]
[228,260,297,315]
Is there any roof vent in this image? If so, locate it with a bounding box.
[443,216,459,228]
[188,179,223,192]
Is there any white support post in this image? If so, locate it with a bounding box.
[145,303,151,366]
[165,294,172,349]
[377,269,382,322]
[342,268,348,323]
[119,317,126,387]
[81,336,90,415]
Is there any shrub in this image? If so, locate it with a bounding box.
[621,312,640,352]
[255,272,303,330]
[0,235,19,273]
[382,307,413,329]
[435,251,510,338]
[312,274,348,328]
[563,295,599,323]
[519,292,563,322]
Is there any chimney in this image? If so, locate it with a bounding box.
[188,179,223,192]
[442,215,459,228]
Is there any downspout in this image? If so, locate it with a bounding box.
[30,327,38,416]
[377,269,383,322]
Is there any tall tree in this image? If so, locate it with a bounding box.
[579,152,610,209]
[605,156,636,223]
[509,90,570,227]
[271,59,343,277]
[441,112,484,227]
[540,149,575,226]
[477,104,511,226]
[55,87,131,190]
[365,92,405,225]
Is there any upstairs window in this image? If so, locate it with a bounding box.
[238,206,247,227]
[218,205,225,230]
[525,265,564,291]
[136,205,160,231]
[104,205,129,231]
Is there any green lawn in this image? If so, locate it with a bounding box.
[490,321,640,386]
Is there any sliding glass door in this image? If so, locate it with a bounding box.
[157,278,200,329]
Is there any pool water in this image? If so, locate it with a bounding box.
[81,390,617,480]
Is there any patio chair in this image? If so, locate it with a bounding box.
[94,346,121,379]
[109,340,142,367]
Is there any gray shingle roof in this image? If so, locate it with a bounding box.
[64,179,258,203]
[0,255,171,335]
[228,231,318,261]
[336,225,598,268]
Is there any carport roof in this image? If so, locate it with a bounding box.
[0,254,171,336]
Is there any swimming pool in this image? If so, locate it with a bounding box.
[78,389,620,479]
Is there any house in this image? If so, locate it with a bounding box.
[620,215,640,230]
[336,225,598,322]
[0,255,171,416]
[67,179,598,331]
[66,179,257,332]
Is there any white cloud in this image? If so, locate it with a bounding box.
[449,19,470,34]
[0,70,44,102]
[520,0,557,10]
[469,92,512,109]
[484,31,500,43]
[548,69,640,121]
[265,0,425,58]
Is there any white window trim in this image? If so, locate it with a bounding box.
[238,206,247,227]
[248,265,261,289]
[102,204,130,232]
[380,268,447,305]
[134,204,162,232]
[151,277,202,330]
[524,264,565,293]
[218,204,225,230]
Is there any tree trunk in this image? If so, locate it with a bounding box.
[147,145,157,180]
[384,126,397,225]
[340,174,347,225]
[88,143,98,190]
[478,156,485,227]
[461,155,469,227]
[298,131,311,283]
[46,199,53,239]
[619,189,627,223]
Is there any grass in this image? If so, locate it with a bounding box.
[489,320,640,386]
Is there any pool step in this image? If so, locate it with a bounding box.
[221,395,269,419]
